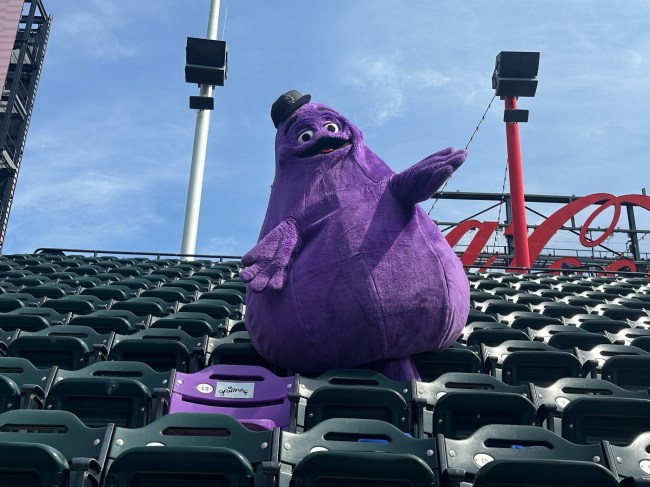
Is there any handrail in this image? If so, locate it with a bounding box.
[32,247,242,262]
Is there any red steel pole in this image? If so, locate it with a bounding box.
[504,96,531,269]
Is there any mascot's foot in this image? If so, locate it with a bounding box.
[361,356,421,381]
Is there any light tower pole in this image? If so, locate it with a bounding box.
[492,51,540,270]
[181,0,227,260]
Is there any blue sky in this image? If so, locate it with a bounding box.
[5,0,650,258]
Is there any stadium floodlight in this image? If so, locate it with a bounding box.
[492,51,540,270]
[492,51,539,98]
[181,0,224,261]
[185,37,228,88]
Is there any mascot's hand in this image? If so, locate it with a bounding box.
[389,147,467,206]
[241,217,302,292]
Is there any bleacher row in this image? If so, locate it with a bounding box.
[1,252,650,486]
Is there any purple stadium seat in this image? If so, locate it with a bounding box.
[170,364,294,430]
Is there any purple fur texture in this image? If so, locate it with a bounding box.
[241,101,470,380]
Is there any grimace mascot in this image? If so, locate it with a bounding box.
[240,90,470,380]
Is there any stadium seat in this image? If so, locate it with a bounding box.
[47,361,173,427]
[68,309,145,334]
[531,377,649,433]
[574,344,650,378]
[104,413,273,487]
[111,296,177,317]
[546,329,611,351]
[140,286,196,304]
[21,283,78,299]
[180,298,242,319]
[278,418,438,487]
[0,292,42,312]
[41,294,109,315]
[607,327,650,345]
[531,302,588,319]
[7,325,113,370]
[199,288,246,305]
[293,368,412,433]
[465,327,529,347]
[0,307,66,331]
[109,328,207,372]
[0,356,55,410]
[412,344,483,382]
[472,459,618,487]
[496,311,562,330]
[414,372,535,439]
[0,410,111,487]
[481,340,583,386]
[572,316,630,334]
[438,424,612,487]
[466,309,498,324]
[601,355,650,391]
[80,284,138,301]
[473,299,529,316]
[589,303,648,321]
[150,311,225,337]
[170,364,294,430]
[208,331,285,374]
[603,431,650,486]
[561,396,650,445]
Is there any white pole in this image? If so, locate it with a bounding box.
[181,0,221,261]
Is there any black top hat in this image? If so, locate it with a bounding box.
[271,90,311,128]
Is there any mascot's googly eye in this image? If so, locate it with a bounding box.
[324,122,339,133]
[297,130,313,144]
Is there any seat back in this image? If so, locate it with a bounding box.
[105,413,272,487]
[279,418,438,487]
[170,364,293,430]
[561,397,650,445]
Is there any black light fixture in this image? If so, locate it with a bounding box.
[493,51,539,123]
[185,36,227,110]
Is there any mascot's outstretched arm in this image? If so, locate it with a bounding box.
[240,217,301,292]
[388,147,467,206]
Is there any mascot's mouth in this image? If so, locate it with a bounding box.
[299,137,350,158]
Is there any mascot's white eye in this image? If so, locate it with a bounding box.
[298,130,313,144]
[324,122,339,133]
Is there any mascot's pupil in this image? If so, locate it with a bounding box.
[325,122,339,133]
[298,130,313,144]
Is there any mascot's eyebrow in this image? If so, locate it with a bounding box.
[283,115,298,135]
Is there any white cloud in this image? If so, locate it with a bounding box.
[54,1,136,59]
[343,52,450,125]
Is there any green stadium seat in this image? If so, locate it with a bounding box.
[601,355,650,391]
[150,311,225,337]
[414,372,535,439]
[0,409,111,486]
[80,284,138,301]
[208,331,284,374]
[497,311,562,330]
[41,295,109,315]
[104,413,273,487]
[47,361,173,427]
[574,344,649,378]
[68,309,145,334]
[473,459,618,487]
[110,296,176,317]
[109,328,206,372]
[561,396,650,445]
[481,340,583,386]
[199,288,246,305]
[0,356,55,409]
[603,431,650,486]
[531,377,649,434]
[279,418,438,487]
[0,307,66,331]
[438,424,611,487]
[140,286,196,304]
[7,325,113,370]
[412,344,483,382]
[293,369,412,433]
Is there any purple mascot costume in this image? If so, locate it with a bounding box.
[240,90,470,380]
